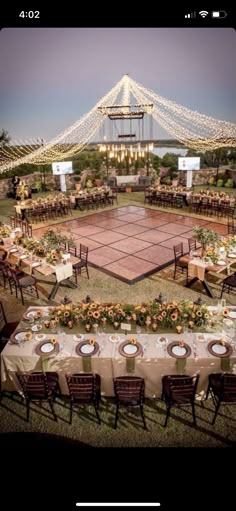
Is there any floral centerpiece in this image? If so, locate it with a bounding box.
[0,226,11,238]
[193,226,219,256]
[50,300,210,330]
[46,249,63,265]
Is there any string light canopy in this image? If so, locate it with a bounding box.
[0,74,235,174]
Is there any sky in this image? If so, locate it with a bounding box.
[0,27,235,142]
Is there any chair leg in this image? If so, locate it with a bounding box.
[86,266,89,279]
[20,287,24,305]
[49,399,57,421]
[26,400,30,422]
[164,405,171,427]
[205,383,211,400]
[94,404,101,424]
[192,402,196,426]
[69,402,73,424]
[220,286,224,299]
[140,405,147,430]
[114,404,119,429]
[212,400,220,425]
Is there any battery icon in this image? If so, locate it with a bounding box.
[211,11,227,18]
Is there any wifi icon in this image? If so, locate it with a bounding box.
[199,10,209,17]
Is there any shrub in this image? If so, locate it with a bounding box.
[224,179,234,188]
[217,179,224,187]
[208,176,215,186]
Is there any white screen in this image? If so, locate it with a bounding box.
[52,162,73,175]
[178,157,200,170]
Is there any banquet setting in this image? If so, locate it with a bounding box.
[0,31,236,449]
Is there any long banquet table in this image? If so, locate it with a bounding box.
[1,307,236,398]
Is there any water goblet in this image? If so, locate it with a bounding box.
[136,325,141,336]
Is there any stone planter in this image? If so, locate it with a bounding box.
[126,187,132,193]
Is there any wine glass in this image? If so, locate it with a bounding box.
[136,325,141,336]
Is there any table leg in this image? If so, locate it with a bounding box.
[48,278,77,301]
[185,277,214,298]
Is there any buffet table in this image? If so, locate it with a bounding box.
[1,307,235,398]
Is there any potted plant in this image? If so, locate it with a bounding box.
[193,226,219,256]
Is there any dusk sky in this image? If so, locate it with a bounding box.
[0,28,235,142]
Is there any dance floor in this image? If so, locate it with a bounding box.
[34,206,228,284]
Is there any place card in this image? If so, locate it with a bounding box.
[120,322,131,331]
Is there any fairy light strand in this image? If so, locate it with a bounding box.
[0,74,235,173]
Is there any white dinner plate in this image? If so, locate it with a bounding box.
[35,334,46,342]
[211,343,227,355]
[157,336,168,346]
[172,345,187,357]
[73,334,84,342]
[31,262,41,268]
[123,344,138,355]
[80,344,95,354]
[227,253,236,259]
[9,248,18,253]
[15,332,26,342]
[216,260,226,266]
[40,342,54,354]
[20,254,28,260]
[228,311,236,319]
[109,335,120,343]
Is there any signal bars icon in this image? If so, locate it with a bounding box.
[185,12,196,18]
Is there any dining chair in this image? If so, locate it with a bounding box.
[113,376,147,430]
[8,267,39,305]
[206,373,236,424]
[220,272,236,298]
[173,243,188,282]
[188,238,197,254]
[16,371,59,422]
[72,244,89,282]
[161,374,199,427]
[65,373,101,424]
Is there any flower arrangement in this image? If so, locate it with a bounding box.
[50,300,210,330]
[0,226,11,237]
[46,249,62,265]
[193,226,219,249]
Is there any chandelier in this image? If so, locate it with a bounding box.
[98,142,154,165]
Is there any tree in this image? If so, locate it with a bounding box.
[0,129,10,146]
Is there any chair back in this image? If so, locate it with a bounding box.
[113,376,145,405]
[79,244,88,261]
[68,243,77,257]
[174,243,184,261]
[17,372,50,400]
[188,238,197,253]
[66,373,99,403]
[163,374,199,404]
[218,373,236,402]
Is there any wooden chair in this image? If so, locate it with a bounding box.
[72,244,89,282]
[8,267,39,305]
[161,374,199,427]
[220,272,236,298]
[173,243,188,282]
[16,371,59,422]
[206,373,236,425]
[113,376,147,430]
[67,243,77,257]
[65,373,101,424]
[188,238,197,254]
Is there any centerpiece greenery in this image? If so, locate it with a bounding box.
[193,226,219,252]
[50,299,210,330]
